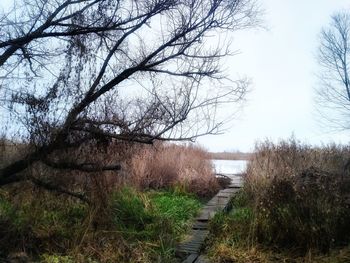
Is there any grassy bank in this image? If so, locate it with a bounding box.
[0,187,202,262]
[205,139,350,262]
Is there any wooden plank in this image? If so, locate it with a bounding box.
[177,246,200,252]
[228,184,242,188]
[202,204,223,210]
[177,249,198,255]
[199,206,218,212]
[177,230,209,254]
[228,179,243,187]
[182,254,199,263]
[177,246,199,252]
[194,255,210,263]
[221,188,240,194]
[178,230,208,243]
[192,221,208,230]
[217,188,235,196]
[206,196,229,206]
[207,204,226,210]
[177,247,200,252]
[177,249,198,254]
[206,196,219,204]
[178,241,203,248]
[179,240,204,246]
[178,248,200,253]
[179,241,203,246]
[228,176,243,184]
[216,192,232,198]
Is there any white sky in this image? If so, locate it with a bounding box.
[198,0,350,152]
[2,0,350,152]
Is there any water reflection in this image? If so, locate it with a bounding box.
[212,159,248,175]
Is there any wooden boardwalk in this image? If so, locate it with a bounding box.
[176,175,242,263]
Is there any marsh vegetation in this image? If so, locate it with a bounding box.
[0,142,218,262]
[206,139,350,262]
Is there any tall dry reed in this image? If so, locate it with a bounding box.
[243,139,350,251]
[127,143,219,197]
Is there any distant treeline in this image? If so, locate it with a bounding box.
[209,151,252,160]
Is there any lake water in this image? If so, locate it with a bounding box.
[212,159,248,175]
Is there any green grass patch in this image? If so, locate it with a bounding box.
[110,188,201,238]
[0,187,202,262]
[0,191,88,261]
[109,187,202,261]
[149,190,202,235]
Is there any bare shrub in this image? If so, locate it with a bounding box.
[0,139,138,208]
[1,139,218,203]
[128,143,219,197]
[243,139,350,251]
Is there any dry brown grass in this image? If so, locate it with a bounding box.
[0,139,30,168]
[209,242,350,263]
[243,138,350,251]
[127,143,219,197]
[1,138,218,199]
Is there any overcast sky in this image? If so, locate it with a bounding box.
[1,0,350,152]
[197,0,350,152]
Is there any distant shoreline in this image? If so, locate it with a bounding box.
[209,152,252,161]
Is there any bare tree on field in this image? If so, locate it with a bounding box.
[316,11,350,130]
[0,0,259,196]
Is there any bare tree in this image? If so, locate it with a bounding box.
[316,11,350,129]
[0,0,259,191]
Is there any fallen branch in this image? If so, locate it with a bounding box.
[42,159,121,172]
[30,177,90,203]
